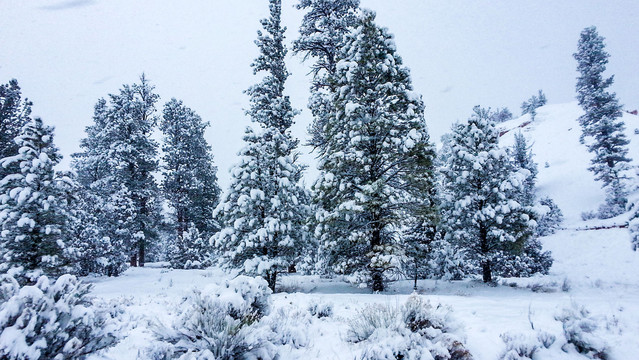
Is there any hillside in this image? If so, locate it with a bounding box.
[498,102,639,226]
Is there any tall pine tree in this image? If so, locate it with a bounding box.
[441,107,540,283]
[312,10,436,291]
[293,0,360,152]
[0,118,71,277]
[213,0,308,292]
[160,98,220,268]
[1,79,32,181]
[73,75,161,269]
[574,26,631,217]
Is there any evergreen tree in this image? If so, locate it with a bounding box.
[511,132,538,207]
[441,106,540,283]
[213,0,308,292]
[536,196,564,236]
[574,26,631,217]
[510,133,563,238]
[0,118,71,276]
[312,10,436,291]
[167,224,210,269]
[293,0,360,152]
[73,75,161,269]
[520,90,547,120]
[160,98,220,267]
[0,79,32,180]
[489,107,513,123]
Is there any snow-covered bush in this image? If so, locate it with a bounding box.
[402,295,458,335]
[217,275,272,320]
[536,197,564,236]
[262,305,311,349]
[307,299,333,318]
[359,328,429,360]
[348,295,472,360]
[347,303,400,343]
[555,303,608,359]
[152,276,275,360]
[499,330,555,360]
[0,272,121,359]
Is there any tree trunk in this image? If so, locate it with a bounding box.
[177,208,186,242]
[130,254,137,267]
[413,262,418,291]
[266,271,277,292]
[371,223,384,292]
[482,261,492,283]
[138,241,145,267]
[479,222,492,283]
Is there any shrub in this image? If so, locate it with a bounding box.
[348,295,472,360]
[152,276,276,360]
[307,299,333,318]
[347,303,400,343]
[555,303,608,359]
[359,327,428,360]
[499,330,555,360]
[263,305,311,349]
[0,272,121,359]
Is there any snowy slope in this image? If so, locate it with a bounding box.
[498,102,639,226]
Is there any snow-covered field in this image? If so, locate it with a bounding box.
[85,105,639,359]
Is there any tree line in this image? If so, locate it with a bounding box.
[0,0,633,292]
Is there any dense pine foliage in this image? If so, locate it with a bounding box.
[0,118,72,277]
[312,10,436,291]
[161,99,220,268]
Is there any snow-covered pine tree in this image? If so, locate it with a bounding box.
[0,79,32,181]
[73,75,161,269]
[0,118,71,277]
[520,90,547,121]
[441,106,539,283]
[160,99,220,267]
[574,26,631,218]
[167,224,210,269]
[489,107,513,123]
[293,0,360,152]
[511,132,538,207]
[213,0,308,292]
[312,10,436,291]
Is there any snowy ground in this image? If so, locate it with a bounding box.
[87,225,639,359]
[85,104,639,359]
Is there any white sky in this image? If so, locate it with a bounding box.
[1,0,638,189]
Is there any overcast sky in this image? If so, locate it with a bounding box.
[1,0,638,189]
